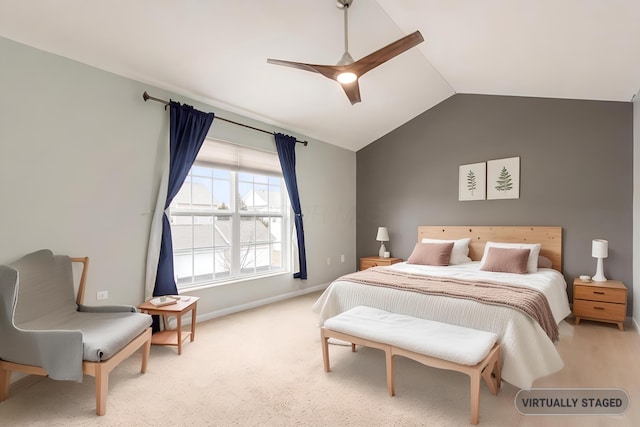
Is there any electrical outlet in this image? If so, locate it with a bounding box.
[341,254,345,263]
[97,290,109,301]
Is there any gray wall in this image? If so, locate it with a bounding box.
[357,94,633,312]
[0,36,356,319]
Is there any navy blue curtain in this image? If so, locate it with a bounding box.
[274,133,307,279]
[154,101,214,299]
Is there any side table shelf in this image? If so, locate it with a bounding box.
[150,330,192,347]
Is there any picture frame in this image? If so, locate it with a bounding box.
[487,157,520,200]
[458,162,486,201]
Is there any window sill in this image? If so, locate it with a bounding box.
[177,270,292,293]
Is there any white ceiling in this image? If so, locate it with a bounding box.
[1,0,639,152]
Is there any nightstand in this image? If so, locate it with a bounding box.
[359,256,403,271]
[573,278,627,331]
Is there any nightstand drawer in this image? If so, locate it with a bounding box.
[359,256,402,271]
[360,260,380,270]
[574,286,626,304]
[573,299,626,322]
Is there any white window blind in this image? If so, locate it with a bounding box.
[196,139,282,176]
[170,139,291,288]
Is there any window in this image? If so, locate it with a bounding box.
[169,139,290,289]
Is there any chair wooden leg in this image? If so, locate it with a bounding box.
[0,365,10,401]
[95,366,108,416]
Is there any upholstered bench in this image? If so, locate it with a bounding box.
[321,306,501,425]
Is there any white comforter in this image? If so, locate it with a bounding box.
[313,262,572,388]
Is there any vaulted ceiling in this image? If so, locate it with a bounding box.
[1,0,639,151]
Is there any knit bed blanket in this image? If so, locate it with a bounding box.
[338,267,559,342]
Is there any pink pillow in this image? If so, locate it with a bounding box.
[537,255,553,269]
[407,242,454,266]
[480,247,530,274]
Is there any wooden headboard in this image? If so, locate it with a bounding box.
[417,226,562,272]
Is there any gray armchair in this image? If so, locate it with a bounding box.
[0,250,152,415]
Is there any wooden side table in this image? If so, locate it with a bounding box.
[573,278,627,331]
[359,256,403,271]
[138,296,199,354]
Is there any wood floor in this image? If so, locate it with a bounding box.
[536,316,639,388]
[523,315,640,426]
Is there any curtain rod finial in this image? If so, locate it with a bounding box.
[143,91,150,102]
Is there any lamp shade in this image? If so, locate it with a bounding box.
[592,239,608,258]
[376,227,389,242]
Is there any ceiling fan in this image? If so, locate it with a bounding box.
[267,0,424,105]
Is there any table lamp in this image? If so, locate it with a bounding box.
[376,227,389,257]
[591,239,608,282]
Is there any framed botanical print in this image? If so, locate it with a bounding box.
[487,157,520,200]
[458,162,486,201]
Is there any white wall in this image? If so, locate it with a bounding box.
[0,36,356,318]
[634,89,640,330]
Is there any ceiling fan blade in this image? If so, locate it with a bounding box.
[268,58,359,103]
[349,30,424,77]
[267,58,323,74]
[267,58,347,80]
[267,59,356,87]
[340,80,361,105]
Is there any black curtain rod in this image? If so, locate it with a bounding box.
[142,91,308,146]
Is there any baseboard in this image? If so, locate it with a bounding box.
[193,282,330,324]
[632,317,640,333]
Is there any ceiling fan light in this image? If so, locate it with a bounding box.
[337,71,357,84]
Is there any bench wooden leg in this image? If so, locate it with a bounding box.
[481,344,501,395]
[386,351,395,396]
[321,328,331,372]
[470,343,502,424]
[469,370,481,425]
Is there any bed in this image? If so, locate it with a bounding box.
[313,226,571,388]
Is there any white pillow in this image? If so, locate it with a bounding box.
[480,241,541,273]
[421,237,471,265]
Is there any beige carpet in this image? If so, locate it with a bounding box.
[1,291,639,426]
